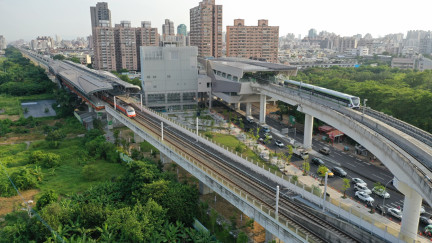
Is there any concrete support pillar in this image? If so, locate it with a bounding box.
[160,153,172,165]
[106,113,113,130]
[235,103,240,111]
[396,180,422,240]
[246,102,252,117]
[88,104,93,113]
[265,230,275,243]
[199,181,213,195]
[134,133,144,143]
[304,114,314,150]
[259,94,267,124]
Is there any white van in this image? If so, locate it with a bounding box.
[246,116,255,123]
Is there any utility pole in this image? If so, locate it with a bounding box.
[196,117,199,142]
[362,99,368,115]
[113,96,116,111]
[275,185,280,220]
[161,122,164,141]
[323,172,328,212]
[140,93,143,112]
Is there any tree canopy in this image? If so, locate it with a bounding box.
[292,66,432,132]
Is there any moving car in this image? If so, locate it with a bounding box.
[264,133,273,140]
[421,206,426,214]
[351,178,367,186]
[262,125,271,133]
[311,157,325,166]
[275,140,284,148]
[246,116,254,123]
[420,216,432,225]
[355,191,374,204]
[354,183,372,194]
[387,208,402,220]
[317,167,334,177]
[331,167,347,177]
[372,187,390,198]
[319,147,331,155]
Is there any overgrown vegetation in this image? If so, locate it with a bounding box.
[0,47,55,96]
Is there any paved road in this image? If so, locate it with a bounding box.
[213,101,431,230]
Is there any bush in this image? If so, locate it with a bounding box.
[10,168,38,190]
[29,151,60,168]
[36,190,58,210]
[82,164,100,181]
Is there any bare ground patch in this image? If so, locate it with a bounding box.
[0,189,40,217]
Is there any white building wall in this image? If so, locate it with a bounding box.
[140,46,198,92]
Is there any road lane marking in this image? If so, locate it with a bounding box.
[372,174,385,180]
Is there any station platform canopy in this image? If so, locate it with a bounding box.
[51,60,141,96]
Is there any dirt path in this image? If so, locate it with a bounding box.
[0,189,39,217]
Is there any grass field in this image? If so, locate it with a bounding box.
[0,93,55,117]
[210,133,264,163]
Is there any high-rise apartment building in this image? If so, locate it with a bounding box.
[90,2,116,70]
[190,0,222,58]
[177,24,187,36]
[0,35,6,50]
[226,19,279,63]
[136,21,160,71]
[308,28,317,38]
[114,21,138,71]
[162,19,175,36]
[90,2,111,29]
[93,20,116,70]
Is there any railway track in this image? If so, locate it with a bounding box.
[127,104,359,243]
[365,108,432,148]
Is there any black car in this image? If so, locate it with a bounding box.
[375,204,386,215]
[420,216,432,225]
[331,167,347,177]
[311,157,324,166]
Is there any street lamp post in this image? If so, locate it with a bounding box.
[323,172,328,212]
[362,99,368,115]
[382,178,394,214]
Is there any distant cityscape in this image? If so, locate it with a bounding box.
[1,0,431,72]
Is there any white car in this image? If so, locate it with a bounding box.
[264,133,273,140]
[355,191,374,204]
[420,206,426,214]
[372,187,390,198]
[351,178,367,186]
[275,140,284,148]
[354,183,372,194]
[388,208,402,220]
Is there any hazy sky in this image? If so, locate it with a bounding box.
[0,0,431,41]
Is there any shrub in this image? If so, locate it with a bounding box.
[29,151,60,168]
[10,168,38,190]
[36,190,58,210]
[82,164,100,181]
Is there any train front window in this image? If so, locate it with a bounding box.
[352,97,360,106]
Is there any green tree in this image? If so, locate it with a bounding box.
[53,54,65,60]
[36,190,58,210]
[302,161,310,175]
[11,168,38,190]
[342,178,350,198]
[81,164,100,181]
[45,129,66,148]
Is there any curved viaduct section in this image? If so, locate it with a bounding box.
[253,83,432,239]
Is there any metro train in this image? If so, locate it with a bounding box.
[100,95,136,118]
[283,80,361,109]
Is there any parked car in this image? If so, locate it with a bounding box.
[375,204,386,215]
[311,157,324,166]
[420,216,432,225]
[372,187,390,198]
[351,178,367,186]
[331,167,347,177]
[354,183,372,194]
[319,147,331,155]
[275,140,284,148]
[355,191,374,204]
[264,133,272,140]
[258,138,265,144]
[388,208,402,220]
